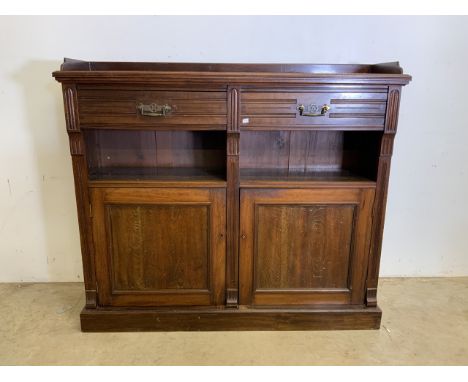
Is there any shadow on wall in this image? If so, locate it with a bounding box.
[13,60,84,282]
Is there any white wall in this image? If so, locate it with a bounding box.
[0,16,467,281]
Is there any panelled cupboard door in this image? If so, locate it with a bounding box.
[239,188,375,306]
[91,187,226,307]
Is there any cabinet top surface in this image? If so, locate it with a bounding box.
[53,58,411,85]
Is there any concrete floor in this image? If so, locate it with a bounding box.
[0,278,467,365]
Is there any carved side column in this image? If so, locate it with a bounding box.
[226,86,240,307]
[62,84,97,308]
[366,85,401,307]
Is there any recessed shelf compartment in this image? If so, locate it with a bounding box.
[84,129,226,182]
[239,130,381,186]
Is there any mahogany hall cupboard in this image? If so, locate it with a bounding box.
[53,59,411,331]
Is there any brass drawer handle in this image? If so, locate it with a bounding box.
[297,104,330,117]
[137,103,172,117]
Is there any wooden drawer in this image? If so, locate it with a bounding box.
[77,88,227,129]
[240,89,387,130]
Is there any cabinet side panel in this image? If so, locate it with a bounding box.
[366,86,401,306]
[240,188,373,306]
[62,84,97,308]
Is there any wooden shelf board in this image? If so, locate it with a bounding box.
[88,167,226,187]
[240,169,376,188]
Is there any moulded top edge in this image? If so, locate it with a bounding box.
[52,59,411,83]
[52,71,412,86]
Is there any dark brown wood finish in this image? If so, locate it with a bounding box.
[239,130,381,179]
[57,59,404,74]
[54,59,411,86]
[366,85,402,306]
[240,88,388,130]
[239,187,375,306]
[54,59,410,331]
[80,306,382,332]
[226,86,241,307]
[91,187,226,307]
[84,130,226,181]
[78,88,227,130]
[62,84,97,308]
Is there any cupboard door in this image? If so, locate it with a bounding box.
[91,187,226,307]
[239,188,374,306]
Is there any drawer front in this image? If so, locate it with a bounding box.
[240,89,387,130]
[78,89,227,129]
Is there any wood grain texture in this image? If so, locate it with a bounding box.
[384,89,401,133]
[54,60,410,331]
[78,89,227,129]
[255,204,354,289]
[84,130,226,182]
[240,169,376,188]
[59,59,402,74]
[71,156,97,308]
[63,85,80,131]
[91,187,226,307]
[88,179,227,188]
[240,130,381,181]
[80,306,382,332]
[239,188,375,306]
[366,85,402,307]
[68,133,84,156]
[61,84,96,308]
[108,204,209,291]
[53,60,411,86]
[241,89,387,130]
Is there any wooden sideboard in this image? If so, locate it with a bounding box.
[53,59,411,331]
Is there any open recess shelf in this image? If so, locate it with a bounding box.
[239,130,381,187]
[83,129,227,184]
